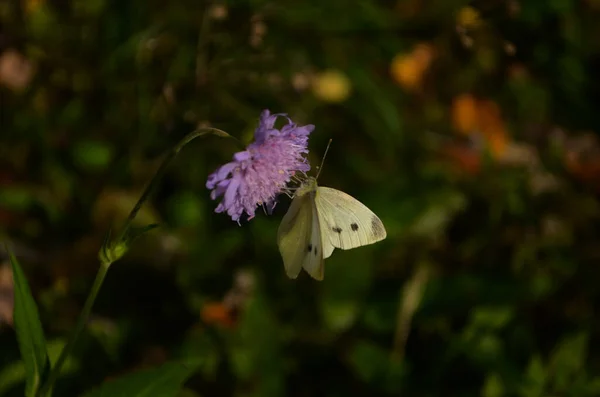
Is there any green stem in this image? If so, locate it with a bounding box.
[115,127,231,244]
[37,261,109,397]
[37,127,233,396]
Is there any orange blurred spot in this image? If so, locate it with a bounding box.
[201,302,235,328]
[450,95,509,160]
[412,43,435,70]
[478,100,508,158]
[486,127,508,158]
[391,54,421,90]
[390,43,435,91]
[451,94,479,135]
[456,6,482,30]
[477,100,501,129]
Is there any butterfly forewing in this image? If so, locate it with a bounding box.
[315,187,387,251]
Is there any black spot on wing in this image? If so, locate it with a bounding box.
[332,226,342,233]
[371,216,386,237]
[351,223,359,231]
[313,245,318,256]
[307,244,313,252]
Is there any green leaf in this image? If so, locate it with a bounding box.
[8,247,50,397]
[82,361,200,397]
[0,360,26,396]
[230,294,285,397]
[347,340,388,383]
[0,339,79,397]
[482,373,504,397]
[471,306,514,330]
[320,248,373,333]
[71,140,115,173]
[126,223,160,244]
[46,339,79,376]
[520,355,547,397]
[549,332,589,391]
[582,377,600,395]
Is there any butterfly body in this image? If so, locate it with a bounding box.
[277,177,387,280]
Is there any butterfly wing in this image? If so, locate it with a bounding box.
[301,197,327,280]
[277,192,326,280]
[315,186,387,252]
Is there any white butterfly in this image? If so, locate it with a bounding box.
[277,176,387,281]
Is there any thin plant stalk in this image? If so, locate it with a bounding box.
[37,127,232,397]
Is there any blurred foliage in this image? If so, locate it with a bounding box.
[2,0,600,396]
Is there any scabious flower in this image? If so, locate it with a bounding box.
[206,110,314,222]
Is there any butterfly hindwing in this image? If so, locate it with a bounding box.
[277,192,325,280]
[301,195,326,280]
[277,193,312,279]
[315,186,387,252]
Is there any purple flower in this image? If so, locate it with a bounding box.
[206,110,314,222]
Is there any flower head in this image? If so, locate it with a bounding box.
[206,110,314,222]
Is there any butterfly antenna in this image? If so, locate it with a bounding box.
[315,139,332,181]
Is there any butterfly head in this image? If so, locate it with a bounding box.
[295,176,318,197]
[290,140,330,198]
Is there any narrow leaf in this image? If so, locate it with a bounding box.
[126,223,160,243]
[82,361,200,397]
[8,247,50,397]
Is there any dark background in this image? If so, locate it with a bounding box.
[2,0,600,396]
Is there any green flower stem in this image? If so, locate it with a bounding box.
[37,260,110,397]
[115,127,232,245]
[37,127,232,397]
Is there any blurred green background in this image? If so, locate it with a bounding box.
[2,0,600,396]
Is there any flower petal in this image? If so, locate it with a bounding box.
[206,162,238,189]
[293,124,315,136]
[210,179,230,200]
[222,174,241,210]
[233,151,251,162]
